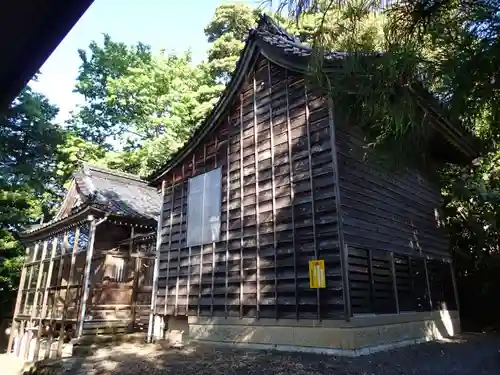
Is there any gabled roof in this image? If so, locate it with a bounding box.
[147,14,479,184]
[22,163,160,237]
[74,163,161,220]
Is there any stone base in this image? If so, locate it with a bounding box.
[159,310,460,356]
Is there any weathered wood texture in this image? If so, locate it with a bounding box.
[335,108,457,314]
[9,221,155,360]
[155,56,344,320]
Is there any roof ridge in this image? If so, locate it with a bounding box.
[253,13,300,43]
[82,162,146,183]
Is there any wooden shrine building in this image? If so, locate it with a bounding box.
[146,15,478,355]
[7,164,159,360]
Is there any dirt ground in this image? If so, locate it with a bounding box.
[8,333,500,375]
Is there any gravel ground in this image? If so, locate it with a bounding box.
[27,333,500,375]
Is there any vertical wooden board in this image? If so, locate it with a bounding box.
[335,106,450,260]
[348,247,372,314]
[162,177,176,315]
[370,249,397,314]
[7,245,31,353]
[175,167,186,316]
[410,256,432,311]
[57,226,80,357]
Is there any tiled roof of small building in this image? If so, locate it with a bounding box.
[22,163,160,236]
[74,163,160,220]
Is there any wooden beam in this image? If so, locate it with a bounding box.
[267,60,279,319]
[390,252,400,314]
[408,255,416,310]
[57,226,80,357]
[423,256,433,311]
[187,155,196,317]
[163,175,176,316]
[224,116,231,318]
[197,146,206,317]
[450,260,460,313]
[174,165,185,316]
[46,234,67,358]
[77,218,98,338]
[285,70,298,320]
[130,227,139,332]
[210,139,218,317]
[22,243,39,316]
[252,72,261,318]
[28,239,49,360]
[327,97,351,321]
[239,93,244,318]
[7,245,31,353]
[304,85,320,320]
[14,320,25,357]
[367,249,375,313]
[34,237,58,360]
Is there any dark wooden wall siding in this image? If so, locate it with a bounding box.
[336,109,456,314]
[155,55,344,320]
[336,121,448,258]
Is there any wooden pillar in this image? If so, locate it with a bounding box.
[164,175,176,316]
[238,93,244,318]
[27,240,49,361]
[129,227,140,331]
[175,165,185,316]
[224,117,231,317]
[284,71,298,320]
[423,256,433,311]
[57,226,80,357]
[367,249,375,312]
[327,97,350,321]
[210,140,217,317]
[252,72,261,318]
[304,85,320,320]
[266,60,279,319]
[22,243,39,317]
[450,260,460,312]
[197,147,207,317]
[147,180,166,343]
[34,237,58,360]
[46,233,67,359]
[77,218,98,338]
[14,320,25,357]
[390,253,400,314]
[7,245,30,354]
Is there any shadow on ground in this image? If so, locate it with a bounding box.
[24,333,500,375]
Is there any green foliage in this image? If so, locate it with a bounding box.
[278,0,500,327]
[69,35,217,176]
[204,3,261,83]
[70,35,154,148]
[0,87,64,317]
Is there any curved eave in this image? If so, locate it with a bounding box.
[20,204,157,241]
[147,34,312,185]
[20,205,96,240]
[148,34,480,185]
[147,39,260,185]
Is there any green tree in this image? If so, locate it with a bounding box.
[204,3,261,84]
[277,0,500,327]
[0,86,64,317]
[70,34,153,148]
[70,35,212,176]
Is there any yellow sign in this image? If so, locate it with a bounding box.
[309,260,326,288]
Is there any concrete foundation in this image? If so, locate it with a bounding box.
[158,310,460,356]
